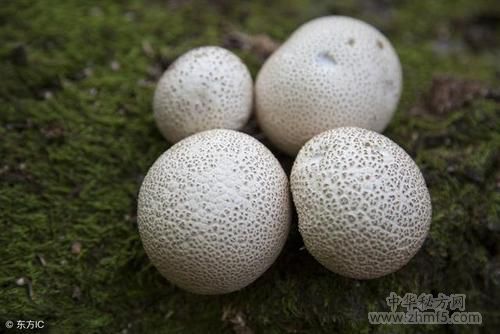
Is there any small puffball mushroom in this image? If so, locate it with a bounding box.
[256,16,402,155]
[137,129,291,294]
[291,127,431,279]
[153,46,253,143]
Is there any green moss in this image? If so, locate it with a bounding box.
[1,0,499,333]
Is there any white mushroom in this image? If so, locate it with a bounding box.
[290,127,431,279]
[137,129,291,294]
[153,46,253,143]
[256,16,402,155]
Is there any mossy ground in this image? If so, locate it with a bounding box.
[1,0,499,333]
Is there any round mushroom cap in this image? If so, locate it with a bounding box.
[137,129,291,294]
[256,16,402,155]
[290,127,431,279]
[153,46,253,143]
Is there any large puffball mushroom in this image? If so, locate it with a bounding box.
[153,46,253,143]
[291,127,431,279]
[256,16,402,155]
[137,129,291,294]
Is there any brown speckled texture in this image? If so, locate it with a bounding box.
[138,129,291,294]
[256,16,402,155]
[154,47,253,143]
[291,127,431,279]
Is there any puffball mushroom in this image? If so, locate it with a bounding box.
[256,16,402,155]
[137,129,291,294]
[153,46,253,143]
[291,127,431,279]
